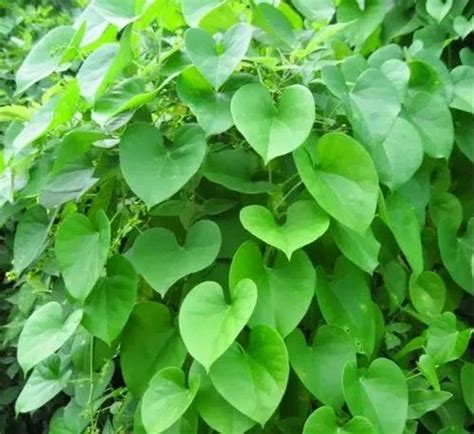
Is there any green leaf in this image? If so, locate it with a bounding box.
[92,78,155,126]
[13,205,51,275]
[315,258,376,355]
[409,271,446,317]
[182,0,224,27]
[177,68,233,136]
[408,389,452,419]
[209,325,289,426]
[141,367,199,433]
[77,36,130,103]
[92,0,137,28]
[437,217,473,294]
[349,68,401,146]
[286,325,356,410]
[231,83,315,163]
[15,26,75,94]
[125,220,221,296]
[425,312,471,365]
[294,132,379,233]
[291,0,335,21]
[382,193,424,276]
[240,200,329,260]
[203,148,272,194]
[252,3,297,49]
[404,91,454,159]
[303,406,376,434]
[450,66,474,114]
[330,221,380,274]
[82,256,138,345]
[15,356,71,414]
[179,279,257,371]
[426,0,453,22]
[119,123,206,208]
[17,302,82,372]
[55,211,110,302]
[190,362,256,433]
[120,302,187,397]
[461,362,474,413]
[230,241,315,337]
[337,0,386,47]
[372,117,424,189]
[9,81,80,160]
[343,358,408,434]
[185,23,252,90]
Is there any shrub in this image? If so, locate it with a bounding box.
[0,0,473,433]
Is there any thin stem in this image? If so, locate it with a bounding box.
[87,336,95,432]
[275,180,303,210]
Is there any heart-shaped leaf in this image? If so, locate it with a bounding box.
[179,279,257,371]
[55,210,110,302]
[18,302,82,372]
[409,271,446,317]
[230,241,315,337]
[381,192,424,276]
[185,23,252,90]
[404,91,454,159]
[125,220,221,296]
[182,0,224,27]
[177,68,233,136]
[294,133,379,232]
[119,123,206,208]
[303,406,376,434]
[209,325,289,426]
[286,325,356,410]
[120,302,187,397]
[190,362,256,433]
[240,200,329,259]
[82,255,138,345]
[203,148,272,194]
[13,205,52,275]
[343,358,408,434]
[330,221,380,274]
[141,367,200,433]
[315,258,376,355]
[231,83,315,163]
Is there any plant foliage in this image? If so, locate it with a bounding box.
[0,0,473,433]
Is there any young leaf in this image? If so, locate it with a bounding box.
[55,210,110,302]
[82,256,138,345]
[230,241,315,338]
[125,220,221,296]
[461,362,474,413]
[209,325,289,426]
[303,406,376,434]
[286,325,356,410]
[141,367,199,433]
[240,200,329,260]
[294,133,379,232]
[182,0,224,27]
[231,83,315,163]
[179,279,257,371]
[343,358,408,434]
[17,302,82,372]
[120,302,187,397]
[409,271,446,317]
[119,123,206,208]
[185,23,252,90]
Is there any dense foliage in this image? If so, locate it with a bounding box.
[0,0,473,433]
